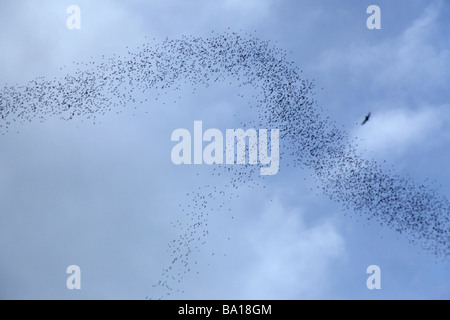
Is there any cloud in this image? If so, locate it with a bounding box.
[317,1,450,102]
[196,0,276,31]
[222,0,274,17]
[0,0,146,83]
[315,1,450,157]
[353,106,450,156]
[242,198,345,299]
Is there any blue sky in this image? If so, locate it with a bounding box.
[0,0,449,299]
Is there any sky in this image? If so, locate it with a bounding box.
[0,0,449,299]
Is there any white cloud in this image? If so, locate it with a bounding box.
[223,0,273,16]
[0,0,146,83]
[316,1,450,156]
[374,2,449,95]
[318,1,450,100]
[353,106,450,156]
[193,0,275,31]
[242,198,345,299]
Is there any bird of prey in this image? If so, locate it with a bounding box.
[361,112,371,125]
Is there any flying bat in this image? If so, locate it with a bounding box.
[361,112,371,125]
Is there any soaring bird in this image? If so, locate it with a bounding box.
[361,112,371,125]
